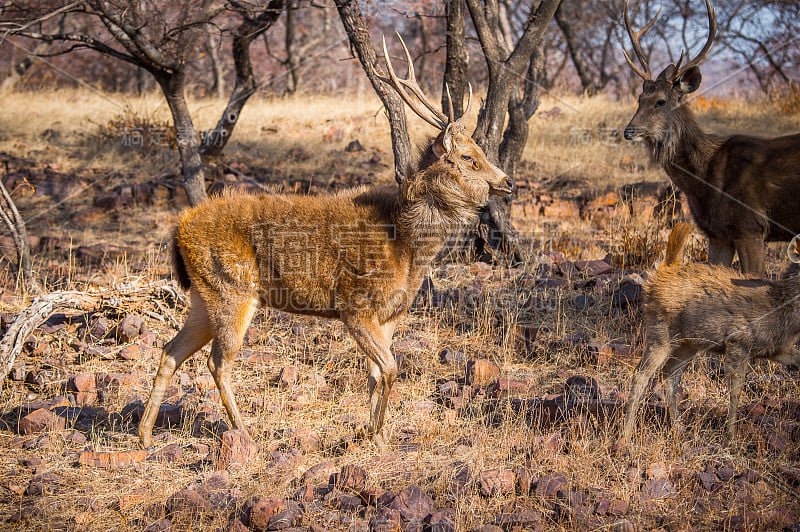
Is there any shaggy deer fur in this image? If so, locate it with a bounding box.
[622,0,800,276]
[138,38,513,448]
[622,223,800,443]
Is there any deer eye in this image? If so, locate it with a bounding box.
[461,154,473,163]
[655,99,667,107]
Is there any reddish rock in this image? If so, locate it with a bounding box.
[595,498,610,515]
[248,497,282,531]
[279,366,298,388]
[87,316,112,340]
[610,519,636,532]
[330,464,367,492]
[696,470,721,491]
[118,345,141,360]
[225,518,249,532]
[18,408,66,434]
[370,507,402,531]
[536,472,568,498]
[217,430,257,469]
[302,461,337,485]
[385,484,434,522]
[117,314,145,343]
[642,477,675,499]
[165,489,211,518]
[426,508,456,531]
[575,259,613,276]
[479,469,516,497]
[148,443,184,463]
[78,449,147,468]
[491,378,534,397]
[466,359,500,387]
[608,499,629,516]
[516,465,535,495]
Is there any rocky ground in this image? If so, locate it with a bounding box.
[1,145,800,532]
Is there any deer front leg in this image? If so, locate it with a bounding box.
[708,237,735,268]
[622,337,671,444]
[344,316,398,445]
[734,235,766,277]
[139,291,212,448]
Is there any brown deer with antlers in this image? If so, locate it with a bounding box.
[137,35,513,448]
[622,0,800,276]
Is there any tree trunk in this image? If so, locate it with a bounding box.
[284,0,299,94]
[158,72,207,206]
[554,3,596,96]
[464,0,561,264]
[200,0,284,157]
[0,170,32,280]
[442,0,468,119]
[206,32,226,99]
[335,0,413,184]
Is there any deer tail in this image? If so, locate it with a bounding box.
[663,222,691,267]
[171,230,191,290]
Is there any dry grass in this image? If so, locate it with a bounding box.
[0,88,799,530]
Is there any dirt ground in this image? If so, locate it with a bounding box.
[1,89,799,531]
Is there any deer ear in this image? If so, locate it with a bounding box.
[676,66,702,94]
[789,236,800,263]
[432,124,455,157]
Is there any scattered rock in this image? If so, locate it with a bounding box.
[330,464,367,492]
[165,489,211,518]
[479,469,516,497]
[248,497,283,531]
[217,430,257,469]
[385,484,435,522]
[536,472,567,498]
[78,449,148,468]
[494,510,542,528]
[18,408,66,434]
[610,282,642,309]
[575,259,613,276]
[117,314,145,343]
[608,499,629,516]
[148,443,184,463]
[345,140,363,152]
[144,518,174,532]
[425,508,456,531]
[466,359,500,387]
[279,366,298,388]
[642,477,675,500]
[370,507,402,531]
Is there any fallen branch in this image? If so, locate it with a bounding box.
[1,280,184,378]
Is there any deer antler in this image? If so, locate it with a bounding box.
[622,0,661,81]
[379,33,473,130]
[675,0,716,79]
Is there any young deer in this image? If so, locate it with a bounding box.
[622,0,800,276]
[138,36,513,448]
[622,223,800,443]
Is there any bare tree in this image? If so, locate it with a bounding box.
[5,1,224,206]
[200,0,284,157]
[442,0,469,118]
[335,0,413,184]
[465,0,562,261]
[0,164,31,282]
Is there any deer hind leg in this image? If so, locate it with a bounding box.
[708,237,735,268]
[344,316,398,444]
[622,336,671,443]
[660,344,696,432]
[207,295,259,434]
[723,345,749,440]
[734,235,766,276]
[139,289,212,448]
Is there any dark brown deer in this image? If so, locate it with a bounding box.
[622,224,800,444]
[137,35,513,449]
[622,0,800,276]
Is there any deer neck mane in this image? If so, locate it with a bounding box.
[393,163,476,259]
[652,107,724,187]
